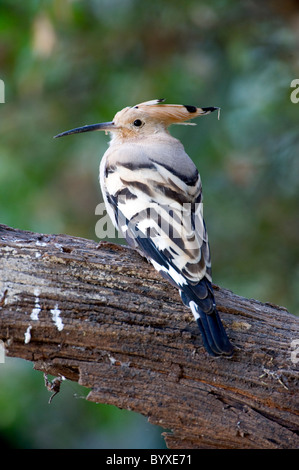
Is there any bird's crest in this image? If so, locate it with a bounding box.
[132,99,220,125]
[53,98,220,139]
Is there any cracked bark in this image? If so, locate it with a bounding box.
[0,223,298,449]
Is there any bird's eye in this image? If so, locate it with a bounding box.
[133,119,143,127]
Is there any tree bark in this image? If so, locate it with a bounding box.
[0,224,298,449]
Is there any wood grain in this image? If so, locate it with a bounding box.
[0,224,298,448]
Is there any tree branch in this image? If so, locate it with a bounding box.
[0,224,298,449]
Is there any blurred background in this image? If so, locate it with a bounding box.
[0,0,298,449]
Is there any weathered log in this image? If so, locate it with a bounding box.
[0,224,298,448]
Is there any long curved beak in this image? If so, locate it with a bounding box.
[54,121,116,138]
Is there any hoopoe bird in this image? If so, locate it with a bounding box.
[55,99,234,356]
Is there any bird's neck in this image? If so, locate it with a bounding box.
[108,129,176,148]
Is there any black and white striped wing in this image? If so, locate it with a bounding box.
[101,150,233,356]
[102,153,210,277]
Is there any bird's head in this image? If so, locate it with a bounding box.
[54,99,219,142]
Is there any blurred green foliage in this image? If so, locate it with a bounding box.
[0,0,298,449]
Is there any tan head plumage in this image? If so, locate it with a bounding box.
[54,99,219,139]
[131,99,219,125]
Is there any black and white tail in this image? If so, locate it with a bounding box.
[130,231,234,356]
[180,280,234,356]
